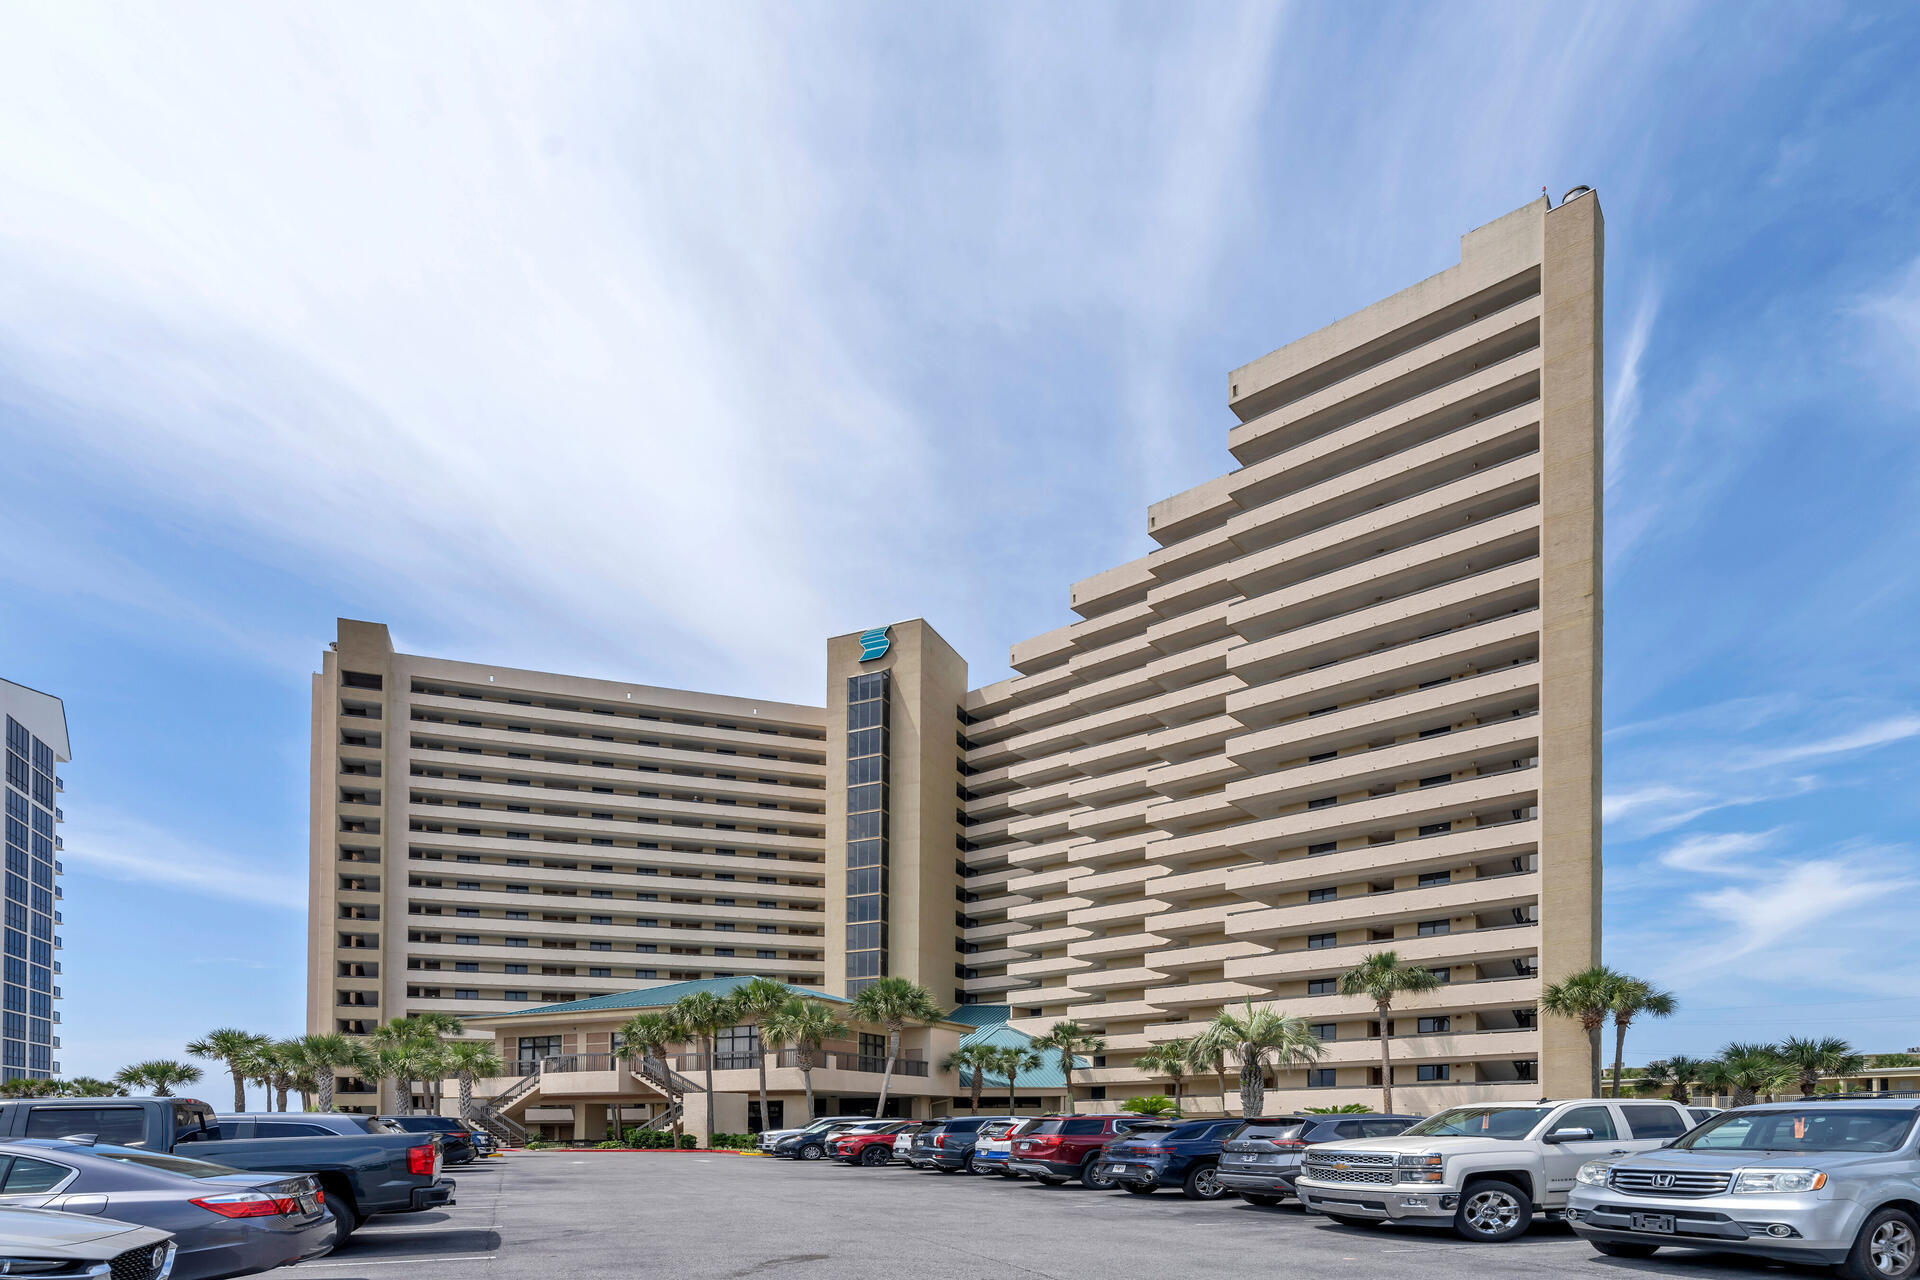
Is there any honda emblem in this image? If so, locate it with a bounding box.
[1653,1174,1675,1189]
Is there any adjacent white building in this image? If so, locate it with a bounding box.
[0,678,67,1081]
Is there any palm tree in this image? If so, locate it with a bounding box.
[59,1077,125,1098]
[1540,965,1623,1097]
[1029,1020,1105,1112]
[759,998,845,1124]
[186,1028,270,1112]
[1196,1000,1325,1117]
[444,1041,504,1123]
[618,1011,688,1145]
[846,977,944,1120]
[1120,1095,1179,1117]
[118,1060,201,1098]
[292,1034,367,1112]
[672,991,737,1142]
[1778,1036,1865,1098]
[941,1043,1002,1114]
[367,1044,428,1116]
[730,977,792,1135]
[1607,976,1677,1098]
[1340,951,1441,1113]
[1719,1042,1792,1107]
[401,1013,465,1111]
[991,1045,1042,1115]
[1186,1040,1229,1117]
[1132,1038,1195,1113]
[0,1076,59,1098]
[1634,1055,1707,1104]
[1695,1058,1735,1106]
[251,1041,311,1112]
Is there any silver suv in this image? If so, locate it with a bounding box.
[1568,1098,1920,1280]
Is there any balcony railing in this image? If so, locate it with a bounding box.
[514,1048,932,1079]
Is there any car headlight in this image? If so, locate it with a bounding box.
[1732,1168,1826,1194]
[1575,1161,1613,1187]
[1396,1153,1445,1183]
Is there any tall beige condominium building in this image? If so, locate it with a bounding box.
[307,620,830,1107]
[834,192,1603,1110]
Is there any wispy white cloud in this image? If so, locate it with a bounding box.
[1657,829,1780,876]
[1604,287,1659,491]
[61,811,303,911]
[1855,254,1920,403]
[1736,714,1920,770]
[1678,843,1920,976]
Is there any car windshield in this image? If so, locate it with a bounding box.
[87,1145,242,1179]
[1675,1109,1917,1154]
[1401,1107,1551,1139]
[1023,1119,1069,1135]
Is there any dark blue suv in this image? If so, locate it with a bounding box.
[1093,1118,1244,1200]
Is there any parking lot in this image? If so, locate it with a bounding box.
[286,1152,1824,1280]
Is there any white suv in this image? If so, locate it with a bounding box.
[1295,1098,1694,1242]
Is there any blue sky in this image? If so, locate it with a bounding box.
[1,3,1917,1089]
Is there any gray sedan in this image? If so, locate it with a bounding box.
[0,1139,335,1280]
[0,1203,176,1279]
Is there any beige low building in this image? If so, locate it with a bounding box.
[311,191,1606,1121]
[454,977,1066,1143]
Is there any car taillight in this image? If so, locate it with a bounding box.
[934,1134,946,1148]
[1266,1139,1306,1149]
[452,1131,471,1141]
[191,1191,300,1218]
[1133,1145,1174,1155]
[407,1143,437,1177]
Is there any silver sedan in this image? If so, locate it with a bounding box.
[0,1139,336,1280]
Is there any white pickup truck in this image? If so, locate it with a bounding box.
[1294,1098,1697,1242]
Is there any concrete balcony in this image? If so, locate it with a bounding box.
[1225,664,1538,772]
[1075,964,1173,992]
[1151,770,1539,867]
[1005,864,1091,899]
[1065,932,1171,960]
[1142,976,1541,1033]
[1065,998,1165,1023]
[1229,454,1540,603]
[1223,820,1540,899]
[1152,902,1266,938]
[1227,293,1542,470]
[1068,763,1158,808]
[1068,863,1170,901]
[1006,953,1091,979]
[1070,556,1157,619]
[1068,796,1157,838]
[1066,897,1172,929]
[1068,631,1159,683]
[1143,979,1268,1009]
[1227,560,1540,688]
[1007,807,1082,844]
[1006,895,1089,925]
[1229,871,1540,941]
[1015,925,1093,951]
[1229,507,1541,645]
[1223,718,1540,819]
[1147,940,1268,972]
[1144,600,1236,658]
[1065,831,1165,869]
[1223,923,1540,982]
[1145,754,1244,799]
[1313,1027,1539,1067]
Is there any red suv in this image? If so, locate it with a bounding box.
[1007,1115,1141,1188]
[831,1123,909,1167]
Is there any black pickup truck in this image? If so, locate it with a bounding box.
[0,1097,454,1236]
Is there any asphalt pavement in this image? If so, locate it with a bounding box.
[286,1151,1811,1279]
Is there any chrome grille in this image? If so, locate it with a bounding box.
[1304,1150,1398,1184]
[1609,1168,1732,1197]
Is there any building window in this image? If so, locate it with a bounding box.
[1306,933,1336,950]
[1419,870,1450,887]
[1307,1069,1336,1088]
[1307,979,1335,996]
[1417,1016,1451,1034]
[715,1025,761,1069]
[454,989,479,1000]
[1416,919,1450,936]
[844,671,891,996]
[1307,887,1336,904]
[1309,1023,1336,1041]
[1417,1064,1450,1082]
[1307,842,1336,856]
[1418,822,1452,837]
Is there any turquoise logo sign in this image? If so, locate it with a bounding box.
[858,627,891,662]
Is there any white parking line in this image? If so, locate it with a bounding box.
[298,1257,499,1268]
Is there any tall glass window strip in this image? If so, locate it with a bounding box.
[844,672,889,995]
[1,717,58,1083]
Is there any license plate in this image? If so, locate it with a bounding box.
[1228,1153,1256,1162]
[1631,1214,1676,1234]
[1102,1164,1125,1174]
[296,1193,318,1214]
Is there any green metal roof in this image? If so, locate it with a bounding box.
[951,1018,1085,1090]
[942,1004,1013,1028]
[483,976,848,1019]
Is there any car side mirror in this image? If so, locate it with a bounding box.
[1544,1127,1596,1144]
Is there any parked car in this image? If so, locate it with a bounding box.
[0,1138,334,1280]
[758,1116,867,1154]
[1568,1099,1920,1278]
[209,1113,400,1140]
[776,1120,888,1161]
[378,1116,478,1166]
[1092,1117,1242,1200]
[906,1123,946,1169]
[970,1119,1029,1178]
[830,1122,912,1167]
[1216,1112,1422,1205]
[470,1130,499,1157]
[892,1122,937,1163]
[1689,1106,1723,1125]
[917,1116,1013,1174]
[1007,1115,1142,1188]
[0,1204,176,1280]
[0,1097,454,1240]
[1295,1098,1694,1242]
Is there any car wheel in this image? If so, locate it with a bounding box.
[1182,1163,1226,1201]
[1081,1158,1119,1191]
[1124,1184,1156,1195]
[1452,1178,1531,1243]
[797,1142,825,1161]
[322,1197,355,1246]
[860,1146,891,1167]
[1590,1242,1660,1259]
[1239,1193,1282,1207]
[1845,1207,1920,1280]
[966,1154,988,1175]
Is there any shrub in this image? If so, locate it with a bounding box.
[595,1139,624,1149]
[679,1133,697,1149]
[1120,1095,1179,1117]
